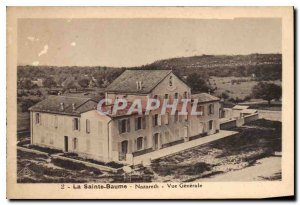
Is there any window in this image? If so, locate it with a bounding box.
[183,91,188,99]
[135,117,142,130]
[174,111,179,123]
[86,119,90,133]
[164,113,169,125]
[209,104,214,115]
[153,114,160,126]
[119,118,130,134]
[197,105,204,117]
[136,137,144,150]
[184,126,188,138]
[73,118,80,131]
[35,113,40,124]
[54,116,58,129]
[73,138,78,150]
[153,114,158,126]
[174,93,178,99]
[164,94,169,99]
[209,120,213,130]
[135,117,146,130]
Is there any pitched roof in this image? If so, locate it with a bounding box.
[232,105,249,110]
[192,93,220,103]
[106,70,172,94]
[240,109,258,114]
[29,95,97,116]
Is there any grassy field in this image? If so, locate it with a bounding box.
[209,76,282,99]
[138,119,282,182]
[17,149,117,183]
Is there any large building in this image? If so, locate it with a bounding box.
[29,70,221,165]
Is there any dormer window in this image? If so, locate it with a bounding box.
[136,81,143,90]
[183,91,188,99]
[174,93,178,99]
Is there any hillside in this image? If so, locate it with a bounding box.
[152,54,281,69]
[134,54,282,80]
[17,53,282,86]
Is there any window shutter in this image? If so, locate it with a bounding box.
[142,117,146,129]
[78,119,80,131]
[126,119,130,132]
[86,119,90,133]
[118,142,121,152]
[128,139,132,153]
[134,139,137,151]
[118,120,122,134]
[144,137,147,148]
[135,118,138,130]
[152,115,155,127]
[72,118,75,130]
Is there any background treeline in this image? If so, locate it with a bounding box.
[18,53,282,87]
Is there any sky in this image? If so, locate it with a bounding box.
[17,18,282,67]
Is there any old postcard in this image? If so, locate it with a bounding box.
[7,7,294,199]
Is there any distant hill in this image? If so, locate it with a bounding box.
[17,54,282,87]
[151,53,281,69]
[131,53,282,80]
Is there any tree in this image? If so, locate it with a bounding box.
[19,79,34,89]
[78,78,90,88]
[251,82,282,105]
[186,73,211,93]
[65,80,77,89]
[220,92,229,100]
[20,99,41,112]
[43,77,57,88]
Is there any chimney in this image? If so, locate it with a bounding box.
[136,81,139,90]
[60,102,64,111]
[139,81,142,90]
[72,103,76,112]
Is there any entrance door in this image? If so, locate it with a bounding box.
[153,133,160,150]
[64,136,68,152]
[120,140,128,161]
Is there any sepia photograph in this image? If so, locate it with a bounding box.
[6,6,294,199]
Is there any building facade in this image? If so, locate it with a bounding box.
[29,70,220,165]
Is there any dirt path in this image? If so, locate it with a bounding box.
[197,157,281,181]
